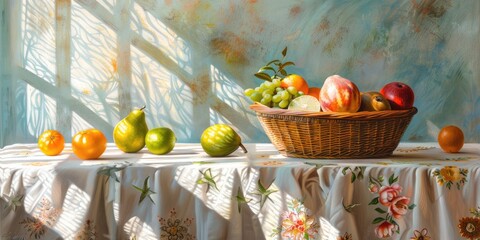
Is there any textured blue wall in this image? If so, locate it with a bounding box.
[1,0,479,147]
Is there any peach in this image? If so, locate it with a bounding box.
[319,75,361,112]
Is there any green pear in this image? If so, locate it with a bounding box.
[113,106,148,153]
[200,124,248,157]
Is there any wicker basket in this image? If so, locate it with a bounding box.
[250,103,418,159]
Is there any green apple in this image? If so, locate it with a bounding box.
[145,127,176,155]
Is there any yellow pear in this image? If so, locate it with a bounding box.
[359,92,391,111]
[113,106,148,153]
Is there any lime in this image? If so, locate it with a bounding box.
[288,95,321,112]
[145,127,176,155]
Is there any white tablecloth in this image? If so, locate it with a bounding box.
[1,143,480,240]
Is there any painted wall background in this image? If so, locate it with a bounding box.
[1,0,479,147]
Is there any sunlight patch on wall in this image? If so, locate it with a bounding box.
[21,0,55,84]
[20,0,63,139]
[26,84,56,137]
[97,0,116,15]
[71,112,94,135]
[130,46,193,140]
[210,65,248,111]
[131,2,193,75]
[71,1,120,124]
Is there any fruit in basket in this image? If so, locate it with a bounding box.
[72,129,107,160]
[113,106,149,153]
[380,82,415,110]
[307,87,321,100]
[359,92,391,111]
[288,95,321,112]
[200,124,248,157]
[245,47,307,109]
[319,75,361,113]
[280,74,309,95]
[38,130,65,156]
[438,125,464,153]
[145,127,176,155]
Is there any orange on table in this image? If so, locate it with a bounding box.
[307,87,321,100]
[438,125,464,153]
[280,74,309,94]
[72,128,107,160]
[38,130,65,156]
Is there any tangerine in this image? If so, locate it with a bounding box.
[38,130,65,156]
[438,125,464,153]
[307,87,321,100]
[72,129,107,160]
[280,74,309,95]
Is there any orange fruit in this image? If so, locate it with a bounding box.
[307,87,321,100]
[280,74,309,95]
[438,125,464,153]
[38,130,65,156]
[72,129,107,160]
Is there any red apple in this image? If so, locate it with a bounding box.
[319,75,361,112]
[380,82,415,110]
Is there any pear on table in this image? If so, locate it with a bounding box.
[113,106,149,153]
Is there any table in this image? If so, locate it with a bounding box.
[1,143,479,240]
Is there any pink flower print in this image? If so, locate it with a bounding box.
[389,196,410,219]
[281,211,317,240]
[375,221,398,238]
[368,183,379,193]
[378,183,402,207]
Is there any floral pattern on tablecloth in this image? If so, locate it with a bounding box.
[341,166,366,183]
[260,160,285,166]
[2,192,24,214]
[19,198,61,239]
[1,143,479,239]
[337,232,353,240]
[410,228,431,240]
[433,166,468,189]
[395,146,435,153]
[159,208,195,240]
[74,220,96,240]
[196,168,218,193]
[271,199,320,239]
[368,174,416,238]
[255,179,278,210]
[458,207,480,239]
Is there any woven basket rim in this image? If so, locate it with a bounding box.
[250,103,417,119]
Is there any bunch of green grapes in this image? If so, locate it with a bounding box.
[244,79,304,108]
